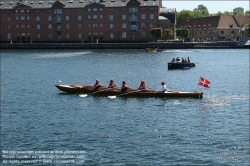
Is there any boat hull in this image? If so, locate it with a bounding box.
[55,84,203,99]
[168,62,195,69]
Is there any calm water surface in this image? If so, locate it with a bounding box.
[1,49,249,165]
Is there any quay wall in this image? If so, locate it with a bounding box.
[0,42,247,49]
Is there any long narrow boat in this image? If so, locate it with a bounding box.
[55,84,203,99]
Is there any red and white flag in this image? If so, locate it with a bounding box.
[198,77,211,88]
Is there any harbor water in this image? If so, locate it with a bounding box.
[1,49,249,165]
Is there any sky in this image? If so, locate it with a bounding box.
[162,1,249,14]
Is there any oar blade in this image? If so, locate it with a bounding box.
[79,94,88,97]
[108,96,116,99]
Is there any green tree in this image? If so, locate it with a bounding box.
[193,4,209,17]
[176,28,189,39]
[164,29,173,40]
[177,10,194,25]
[245,10,250,16]
[150,28,162,40]
[245,23,250,37]
[233,10,244,16]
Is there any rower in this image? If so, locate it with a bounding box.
[108,79,118,89]
[120,81,130,91]
[93,79,104,90]
[138,80,150,90]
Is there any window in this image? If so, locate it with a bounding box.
[65,16,69,21]
[21,25,25,28]
[57,25,61,31]
[150,7,155,10]
[88,15,91,19]
[93,15,97,19]
[20,16,25,20]
[150,14,154,19]
[142,23,145,28]
[221,31,224,34]
[8,33,11,39]
[110,24,114,29]
[36,25,40,29]
[6,16,10,21]
[110,33,114,38]
[99,15,103,19]
[77,15,82,21]
[48,24,52,29]
[48,16,52,21]
[16,10,18,13]
[27,16,30,20]
[93,8,97,11]
[26,10,29,13]
[109,15,114,20]
[48,33,52,38]
[54,9,62,14]
[122,32,126,38]
[100,8,102,11]
[141,14,146,19]
[122,14,126,20]
[27,24,30,28]
[78,24,82,29]
[37,33,41,38]
[7,25,10,29]
[122,23,126,28]
[66,24,70,29]
[93,24,98,28]
[109,8,113,11]
[150,23,154,28]
[66,33,69,38]
[100,24,103,27]
[16,16,19,20]
[78,33,82,38]
[88,8,91,11]
[141,7,145,11]
[88,24,91,28]
[231,31,234,34]
[77,9,81,12]
[129,7,138,13]
[16,25,19,28]
[142,32,145,38]
[20,10,25,13]
[36,16,40,21]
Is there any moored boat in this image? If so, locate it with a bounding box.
[168,62,196,69]
[145,48,162,52]
[55,84,203,99]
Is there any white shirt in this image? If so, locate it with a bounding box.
[162,84,167,91]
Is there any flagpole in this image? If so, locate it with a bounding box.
[196,77,201,91]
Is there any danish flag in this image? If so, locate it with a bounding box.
[198,77,211,88]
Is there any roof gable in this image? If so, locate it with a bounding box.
[126,0,141,7]
[13,3,32,9]
[51,0,65,9]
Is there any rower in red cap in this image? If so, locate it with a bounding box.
[160,81,167,92]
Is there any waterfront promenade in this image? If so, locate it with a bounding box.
[0,41,247,49]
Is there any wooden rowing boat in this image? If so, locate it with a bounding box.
[55,84,203,99]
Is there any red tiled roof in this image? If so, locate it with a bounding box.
[177,15,249,29]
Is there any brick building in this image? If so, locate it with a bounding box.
[177,15,249,42]
[0,0,176,43]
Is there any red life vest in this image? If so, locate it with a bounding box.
[138,83,146,89]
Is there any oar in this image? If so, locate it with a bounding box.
[79,87,111,97]
[108,90,141,99]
